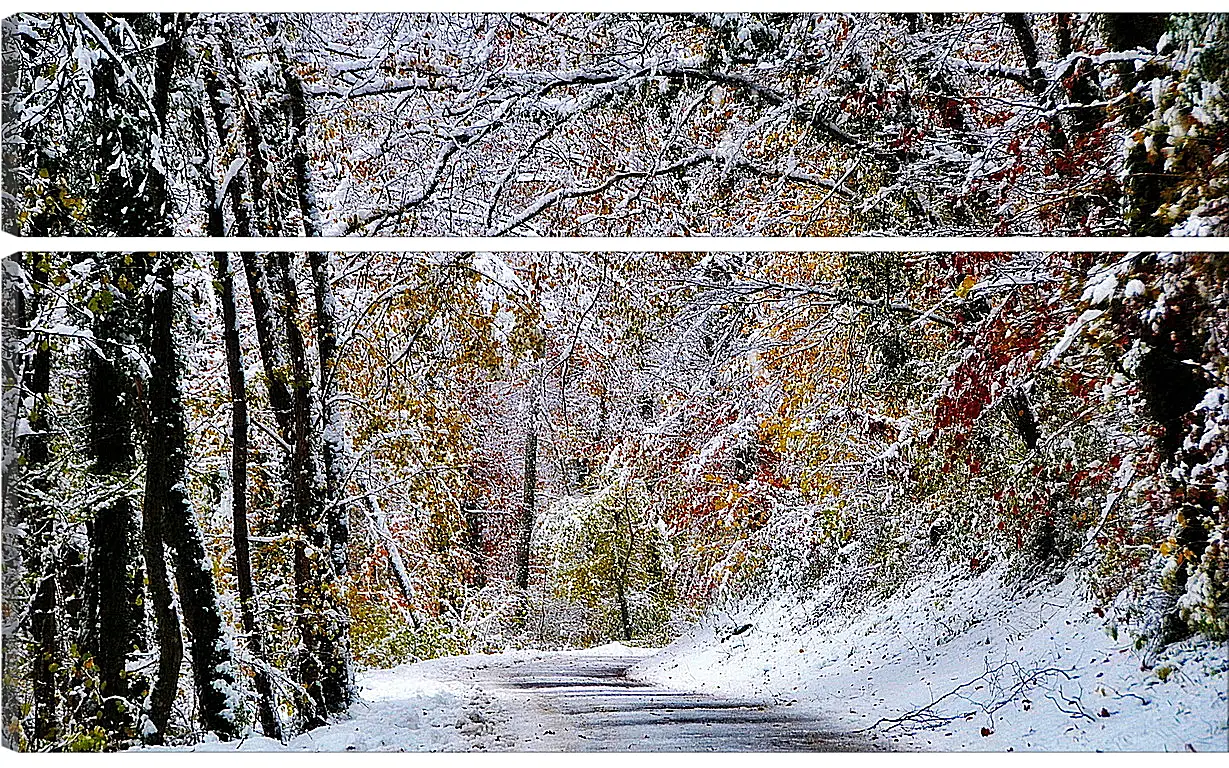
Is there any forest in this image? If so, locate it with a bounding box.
[2,248,1227,749]
[0,10,1227,753]
[2,12,1227,238]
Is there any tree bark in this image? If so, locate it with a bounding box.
[138,481,182,744]
[305,250,350,581]
[463,493,486,591]
[85,367,139,738]
[362,494,419,624]
[84,260,142,741]
[224,27,285,237]
[6,254,60,745]
[214,250,283,741]
[1006,388,1041,450]
[267,251,354,726]
[612,494,633,642]
[211,57,355,719]
[82,14,187,743]
[189,49,287,738]
[515,388,539,593]
[1102,13,1172,235]
[278,25,352,586]
[199,25,296,448]
[144,255,241,740]
[238,255,296,440]
[86,13,172,237]
[1004,13,1068,151]
[1053,13,1105,136]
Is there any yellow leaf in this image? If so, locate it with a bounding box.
[955,275,976,298]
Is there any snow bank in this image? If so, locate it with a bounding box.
[632,568,1228,751]
[155,660,511,752]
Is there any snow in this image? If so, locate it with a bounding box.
[1041,309,1104,369]
[632,567,1228,751]
[146,577,1224,754]
[1081,269,1121,306]
[215,157,248,212]
[150,643,655,752]
[151,661,507,752]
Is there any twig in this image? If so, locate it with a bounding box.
[855,660,1072,733]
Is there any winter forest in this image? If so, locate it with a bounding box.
[1,11,1228,755]
[2,12,1228,238]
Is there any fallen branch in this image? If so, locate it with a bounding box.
[855,660,1073,733]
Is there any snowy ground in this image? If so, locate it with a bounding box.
[633,566,1229,752]
[171,644,667,752]
[170,643,872,752]
[165,568,1226,753]
[172,664,510,752]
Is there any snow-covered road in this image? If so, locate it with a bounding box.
[172,567,1228,754]
[176,644,875,752]
[409,646,875,751]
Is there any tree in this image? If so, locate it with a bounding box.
[82,257,145,742]
[7,13,1225,239]
[143,255,241,740]
[213,251,283,740]
[2,254,60,746]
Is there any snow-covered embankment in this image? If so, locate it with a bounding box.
[633,568,1228,751]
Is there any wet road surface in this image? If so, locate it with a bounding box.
[467,651,877,752]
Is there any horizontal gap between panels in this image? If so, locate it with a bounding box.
[4,236,1229,254]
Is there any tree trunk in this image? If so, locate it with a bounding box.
[279,25,352,585]
[29,542,60,748]
[202,29,298,428]
[224,27,285,237]
[268,252,354,726]
[85,375,139,738]
[201,35,257,239]
[362,494,419,626]
[204,33,296,443]
[1006,388,1041,450]
[238,255,296,439]
[5,254,60,745]
[1004,13,1068,151]
[84,259,142,740]
[194,56,285,738]
[86,13,172,237]
[279,46,325,240]
[1102,13,1172,236]
[1053,13,1105,136]
[215,250,283,741]
[463,494,486,590]
[81,14,186,743]
[138,485,182,744]
[136,259,181,739]
[145,255,242,740]
[306,250,350,582]
[612,495,633,642]
[515,388,539,593]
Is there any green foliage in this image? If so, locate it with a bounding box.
[547,477,675,646]
[63,726,109,752]
[1174,532,1229,639]
[349,597,471,669]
